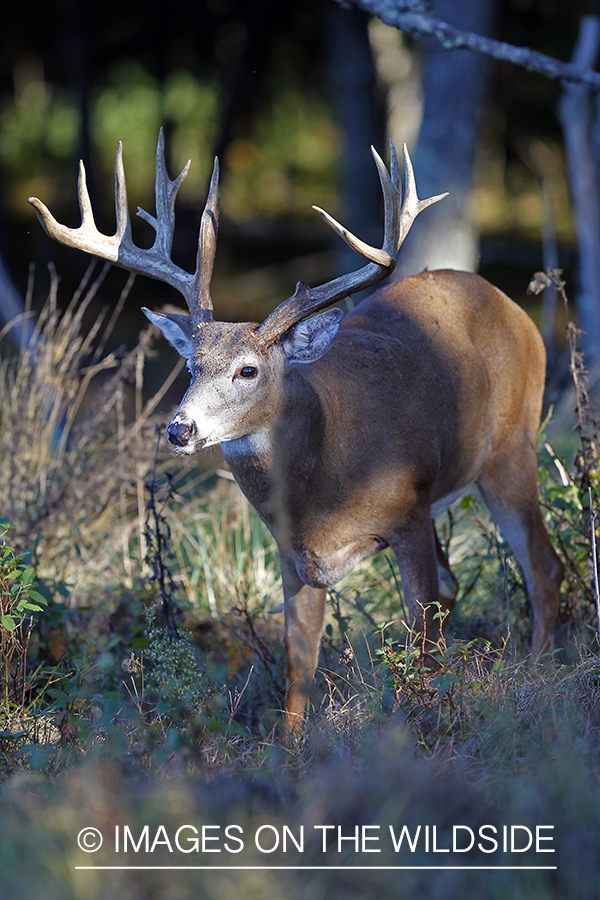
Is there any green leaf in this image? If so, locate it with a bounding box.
[20,566,35,586]
[34,582,54,602]
[433,671,460,698]
[26,590,48,606]
[1,615,16,631]
[21,602,43,612]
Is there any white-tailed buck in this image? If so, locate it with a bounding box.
[29,130,563,729]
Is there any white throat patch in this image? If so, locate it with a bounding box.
[220,428,272,458]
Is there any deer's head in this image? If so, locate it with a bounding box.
[144,310,343,452]
[28,130,446,454]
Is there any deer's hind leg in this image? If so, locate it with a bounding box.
[388,510,450,655]
[476,447,563,658]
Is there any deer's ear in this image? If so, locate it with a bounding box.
[281,308,343,364]
[142,308,193,359]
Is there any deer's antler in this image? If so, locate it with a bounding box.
[255,142,448,346]
[29,135,445,338]
[28,128,219,326]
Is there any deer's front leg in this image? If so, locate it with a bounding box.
[279,551,327,732]
[388,513,443,659]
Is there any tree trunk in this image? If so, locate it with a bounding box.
[0,256,31,347]
[558,15,600,368]
[328,4,386,298]
[393,0,496,279]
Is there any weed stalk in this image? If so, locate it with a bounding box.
[588,487,600,647]
[144,427,180,639]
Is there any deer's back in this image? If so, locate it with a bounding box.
[303,269,546,509]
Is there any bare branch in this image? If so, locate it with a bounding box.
[344,0,600,91]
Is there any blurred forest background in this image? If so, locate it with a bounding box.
[0,0,599,388]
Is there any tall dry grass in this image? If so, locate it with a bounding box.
[0,262,186,595]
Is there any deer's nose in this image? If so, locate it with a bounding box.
[167,418,196,447]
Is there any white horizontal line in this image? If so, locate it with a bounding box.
[74,866,558,871]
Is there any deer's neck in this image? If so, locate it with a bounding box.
[220,429,274,518]
[220,367,324,527]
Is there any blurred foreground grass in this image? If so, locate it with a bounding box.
[1,679,600,900]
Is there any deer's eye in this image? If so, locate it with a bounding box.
[235,365,258,380]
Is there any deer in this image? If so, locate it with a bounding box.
[28,129,564,730]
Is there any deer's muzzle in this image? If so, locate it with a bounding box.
[167,418,196,447]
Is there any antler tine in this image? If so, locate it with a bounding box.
[28,131,221,325]
[77,159,97,233]
[309,144,398,269]
[257,140,446,346]
[114,141,132,244]
[398,143,448,250]
[136,127,190,259]
[194,157,220,323]
[372,141,400,259]
[28,158,120,261]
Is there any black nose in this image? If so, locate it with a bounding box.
[167,419,196,447]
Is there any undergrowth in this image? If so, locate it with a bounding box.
[0,267,598,808]
[0,268,599,897]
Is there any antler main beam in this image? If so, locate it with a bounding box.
[27,129,219,325]
[256,142,448,345]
